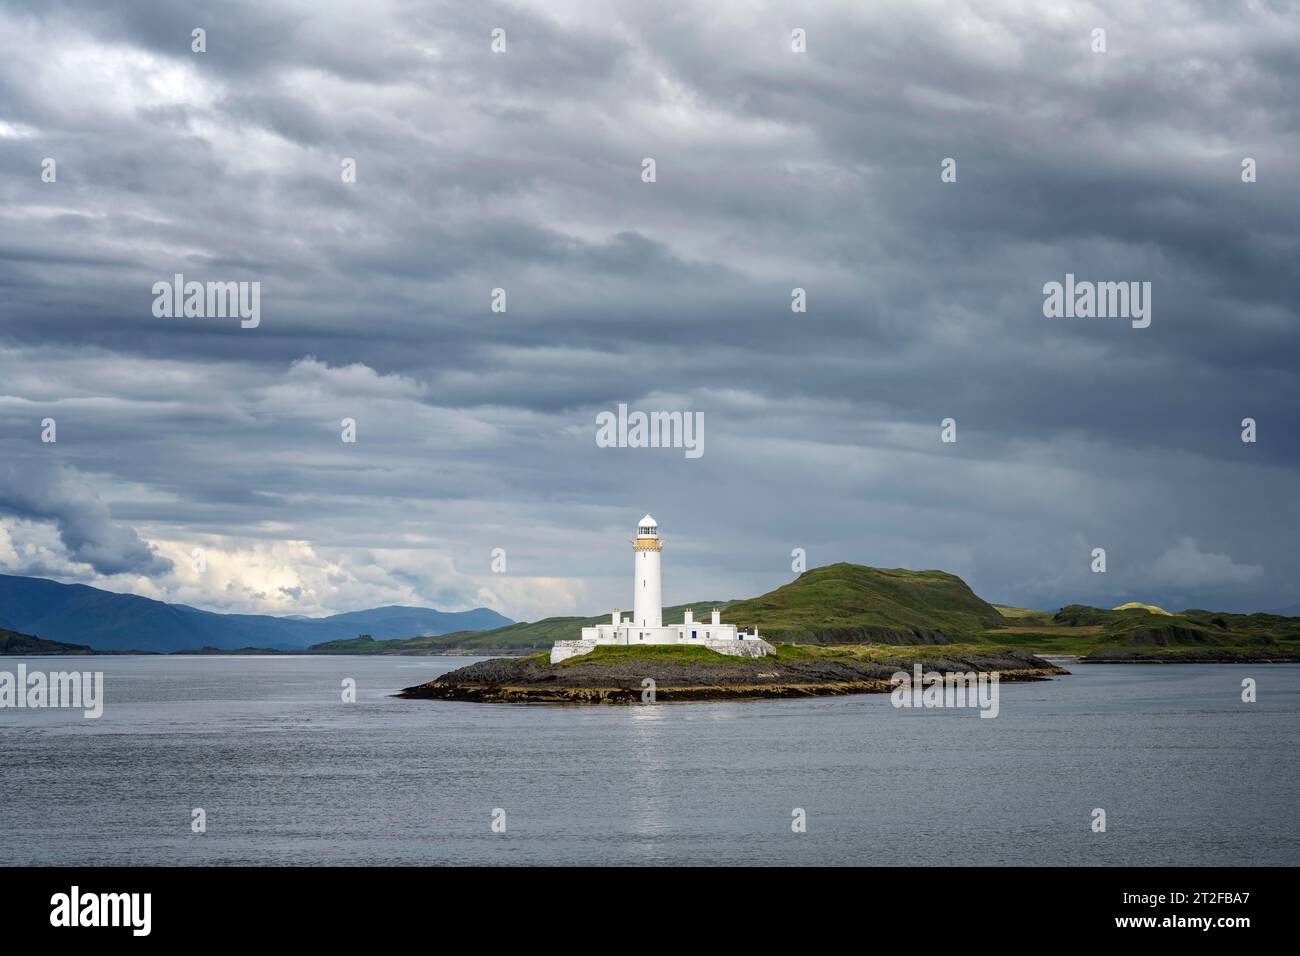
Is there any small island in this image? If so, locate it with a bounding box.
[399,644,1068,704]
[402,515,1069,704]
[398,513,1297,703]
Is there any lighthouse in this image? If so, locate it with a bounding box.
[548,513,774,662]
[633,514,663,627]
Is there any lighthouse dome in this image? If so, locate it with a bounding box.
[637,514,658,535]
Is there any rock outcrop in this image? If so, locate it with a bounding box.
[399,648,1067,704]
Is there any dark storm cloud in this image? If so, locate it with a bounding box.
[0,0,1296,617]
[0,461,173,576]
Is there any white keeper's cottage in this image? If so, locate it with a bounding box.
[550,515,776,663]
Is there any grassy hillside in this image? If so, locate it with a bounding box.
[972,603,1300,659]
[720,563,1005,643]
[1112,601,1172,615]
[992,604,1054,623]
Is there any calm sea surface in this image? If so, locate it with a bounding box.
[1,655,1297,865]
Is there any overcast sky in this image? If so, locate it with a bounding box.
[0,0,1296,622]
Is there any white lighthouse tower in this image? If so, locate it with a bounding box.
[633,514,662,627]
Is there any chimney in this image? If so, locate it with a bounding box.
[612,609,620,625]
[711,608,721,625]
[684,608,693,624]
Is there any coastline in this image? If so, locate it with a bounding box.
[1079,653,1300,664]
[398,648,1069,704]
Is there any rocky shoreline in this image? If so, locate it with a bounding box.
[398,649,1069,704]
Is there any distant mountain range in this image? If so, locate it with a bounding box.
[4,565,1297,661]
[0,573,513,652]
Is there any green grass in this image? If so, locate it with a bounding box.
[558,641,1053,668]
[556,644,749,666]
[1112,601,1172,615]
[773,640,1048,662]
[720,563,1005,640]
[976,630,1106,654]
[992,604,1055,624]
[770,642,887,661]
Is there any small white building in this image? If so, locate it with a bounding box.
[550,515,775,663]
